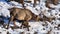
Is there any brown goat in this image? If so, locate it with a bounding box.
[7,7,40,31]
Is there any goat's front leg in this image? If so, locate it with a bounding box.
[7,16,14,29]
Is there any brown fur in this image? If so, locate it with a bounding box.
[7,7,40,31]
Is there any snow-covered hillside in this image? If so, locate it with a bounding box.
[0,0,60,34]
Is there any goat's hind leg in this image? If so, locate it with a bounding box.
[20,21,30,31]
[23,21,30,31]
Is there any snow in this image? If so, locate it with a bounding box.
[0,8,10,17]
[0,0,60,34]
[8,1,23,8]
[25,6,40,15]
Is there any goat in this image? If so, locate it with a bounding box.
[7,7,40,31]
